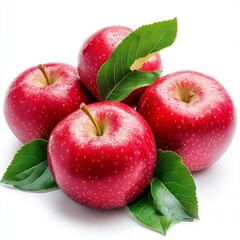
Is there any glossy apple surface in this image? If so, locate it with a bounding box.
[77,25,162,105]
[4,63,94,143]
[48,101,156,210]
[137,70,236,172]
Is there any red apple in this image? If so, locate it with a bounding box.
[47,101,156,210]
[77,25,162,105]
[137,70,236,172]
[4,63,94,143]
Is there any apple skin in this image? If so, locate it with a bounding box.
[137,70,236,172]
[77,25,162,105]
[47,101,156,210]
[4,63,95,144]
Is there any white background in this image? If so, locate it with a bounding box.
[0,0,239,239]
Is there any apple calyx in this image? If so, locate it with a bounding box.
[38,64,52,86]
[80,103,102,136]
[175,84,199,104]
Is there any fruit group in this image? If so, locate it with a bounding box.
[4,63,94,143]
[77,25,162,105]
[48,101,156,209]
[137,71,236,172]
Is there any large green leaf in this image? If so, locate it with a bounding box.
[154,150,199,219]
[97,18,177,101]
[151,179,195,222]
[128,150,198,235]
[128,188,171,235]
[1,140,58,191]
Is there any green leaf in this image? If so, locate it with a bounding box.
[128,188,171,235]
[151,179,194,222]
[128,150,198,235]
[103,70,161,102]
[1,139,58,191]
[154,150,199,219]
[97,18,177,101]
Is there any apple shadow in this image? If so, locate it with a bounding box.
[191,156,231,204]
[12,139,23,151]
[192,157,227,180]
[49,190,129,228]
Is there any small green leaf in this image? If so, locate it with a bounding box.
[97,18,177,101]
[154,150,199,219]
[128,188,171,235]
[1,139,58,191]
[128,150,198,235]
[151,179,194,222]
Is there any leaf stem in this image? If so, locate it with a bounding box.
[80,103,102,136]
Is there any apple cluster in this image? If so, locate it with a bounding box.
[4,25,236,210]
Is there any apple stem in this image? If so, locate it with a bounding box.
[184,91,195,103]
[38,64,51,86]
[80,103,102,136]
